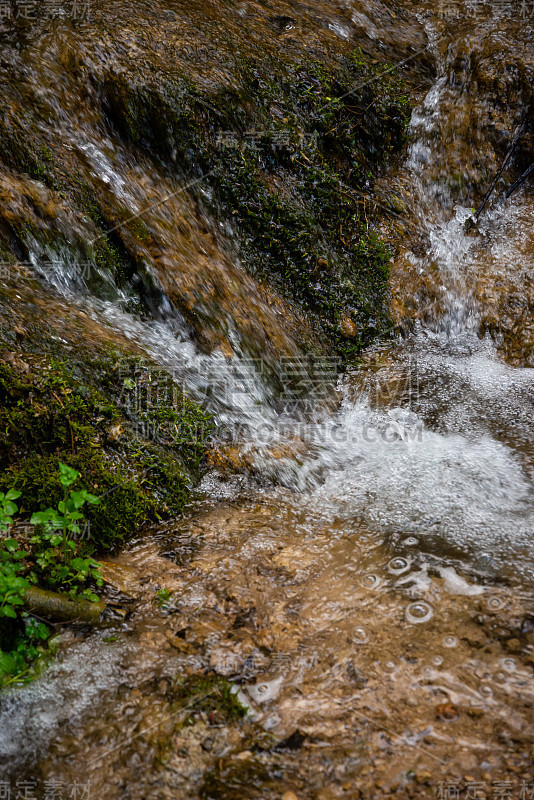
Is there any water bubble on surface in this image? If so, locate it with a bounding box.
[403,537,419,546]
[388,557,412,575]
[432,655,444,666]
[406,601,434,624]
[443,635,458,648]
[353,626,370,644]
[480,684,493,698]
[360,574,382,589]
[246,677,284,704]
[486,596,506,611]
[420,666,434,679]
[500,658,516,673]
[382,660,397,673]
[493,672,508,685]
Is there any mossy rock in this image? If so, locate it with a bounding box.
[0,356,213,551]
[101,48,410,356]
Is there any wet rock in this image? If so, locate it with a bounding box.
[340,314,358,339]
[106,423,123,443]
[466,708,484,718]
[505,638,521,652]
[314,787,342,800]
[436,703,459,722]
[4,352,30,372]
[269,15,297,31]
[274,729,307,751]
[165,631,192,652]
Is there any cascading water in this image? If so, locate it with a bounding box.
[0,0,533,795]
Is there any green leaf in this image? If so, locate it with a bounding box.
[3,538,19,553]
[68,492,85,510]
[5,489,22,501]
[0,652,16,673]
[11,577,29,589]
[3,501,17,516]
[70,489,99,506]
[59,462,79,488]
[30,510,56,524]
[1,606,17,619]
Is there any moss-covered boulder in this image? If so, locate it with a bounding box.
[0,349,212,552]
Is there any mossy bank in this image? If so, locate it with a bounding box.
[0,277,213,553]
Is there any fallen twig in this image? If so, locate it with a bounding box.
[24,585,127,624]
[465,121,526,230]
[504,161,534,199]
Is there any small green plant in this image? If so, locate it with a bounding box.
[0,465,104,686]
[30,462,99,562]
[156,587,171,607]
[0,488,21,530]
[0,491,30,623]
[0,538,31,620]
[29,463,103,601]
[0,493,44,684]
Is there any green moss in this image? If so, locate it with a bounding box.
[118,358,214,472]
[0,41,410,360]
[3,453,150,551]
[171,674,247,724]
[0,357,213,551]
[0,110,60,192]
[101,47,411,357]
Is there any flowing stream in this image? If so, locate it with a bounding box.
[0,1,533,796]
